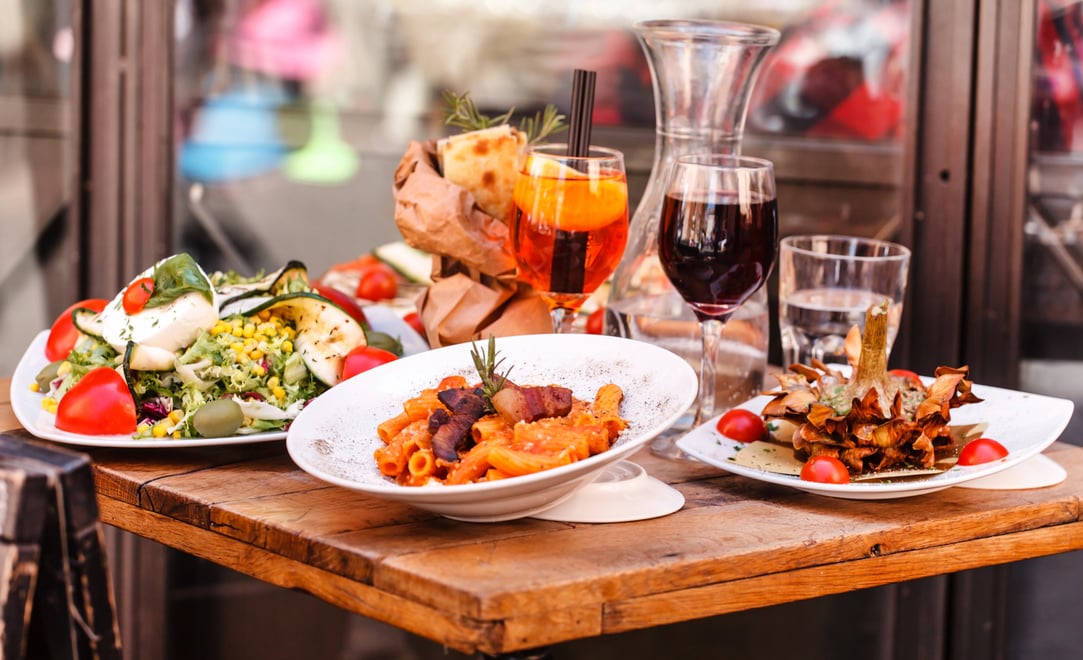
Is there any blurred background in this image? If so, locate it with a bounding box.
[2,0,1083,658]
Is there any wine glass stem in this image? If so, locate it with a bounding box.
[551,307,577,334]
[695,318,725,426]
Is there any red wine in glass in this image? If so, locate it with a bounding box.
[659,191,778,321]
[652,154,778,461]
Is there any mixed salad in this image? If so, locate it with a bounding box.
[32,253,404,440]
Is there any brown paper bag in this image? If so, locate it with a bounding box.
[393,141,551,347]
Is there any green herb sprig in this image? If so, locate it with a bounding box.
[470,335,511,402]
[441,90,568,145]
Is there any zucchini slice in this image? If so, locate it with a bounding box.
[217,260,310,310]
[243,291,366,386]
[72,306,106,340]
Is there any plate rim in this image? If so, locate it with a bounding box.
[677,382,1076,500]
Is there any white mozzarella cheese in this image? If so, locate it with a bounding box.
[100,290,219,356]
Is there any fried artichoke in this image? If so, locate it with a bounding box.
[762,302,983,474]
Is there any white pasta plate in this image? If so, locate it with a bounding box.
[677,383,1074,500]
[286,334,699,522]
[9,308,427,449]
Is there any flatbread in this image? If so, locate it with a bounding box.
[438,125,526,223]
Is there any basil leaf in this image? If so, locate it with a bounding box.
[145,253,213,308]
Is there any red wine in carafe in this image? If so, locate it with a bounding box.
[658,191,777,319]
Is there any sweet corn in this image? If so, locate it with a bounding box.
[260,323,277,337]
[272,386,286,400]
[230,342,245,353]
[266,376,280,389]
[243,322,256,338]
[137,423,151,435]
[152,422,169,438]
[281,340,293,353]
[251,363,266,376]
[57,361,72,376]
[210,321,231,335]
[29,382,40,392]
[41,397,57,414]
[249,349,264,361]
[168,410,185,424]
[257,309,272,321]
[172,431,182,439]
[235,351,248,363]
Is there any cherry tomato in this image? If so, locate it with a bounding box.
[340,345,399,381]
[715,408,767,443]
[122,276,156,314]
[403,312,426,339]
[585,307,605,334]
[44,298,108,362]
[800,455,851,484]
[889,368,924,388]
[354,264,398,302]
[313,284,367,326]
[55,367,137,435]
[957,438,1009,466]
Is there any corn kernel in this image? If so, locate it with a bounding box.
[172,431,182,439]
[243,323,256,338]
[230,342,245,353]
[257,309,272,321]
[272,386,286,400]
[57,361,72,376]
[260,323,277,337]
[251,363,266,376]
[168,410,185,424]
[29,382,40,392]
[137,423,150,434]
[232,322,244,335]
[266,376,280,389]
[281,340,293,353]
[152,423,169,438]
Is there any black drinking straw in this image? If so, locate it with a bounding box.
[549,69,596,294]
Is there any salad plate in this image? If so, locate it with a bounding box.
[286,333,699,522]
[9,308,427,449]
[677,382,1074,500]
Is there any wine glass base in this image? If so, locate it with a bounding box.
[649,417,701,461]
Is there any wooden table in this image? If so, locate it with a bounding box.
[4,376,1083,656]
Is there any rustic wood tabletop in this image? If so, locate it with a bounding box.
[4,376,1083,656]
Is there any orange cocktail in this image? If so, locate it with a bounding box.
[511,145,628,331]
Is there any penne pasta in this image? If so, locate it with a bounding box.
[375,375,627,486]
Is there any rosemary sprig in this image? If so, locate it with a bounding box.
[470,335,511,402]
[441,90,568,145]
[519,104,568,145]
[441,90,513,132]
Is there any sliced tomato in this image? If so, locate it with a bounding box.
[313,283,367,326]
[715,408,767,443]
[354,264,398,302]
[44,298,108,362]
[585,307,605,335]
[122,276,156,314]
[889,368,924,388]
[340,345,398,381]
[55,367,137,435]
[800,455,851,484]
[403,312,426,339]
[957,438,1009,466]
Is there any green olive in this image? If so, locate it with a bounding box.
[192,398,244,438]
[35,360,63,391]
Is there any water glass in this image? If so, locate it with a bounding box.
[778,235,910,367]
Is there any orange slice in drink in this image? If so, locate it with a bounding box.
[514,154,628,232]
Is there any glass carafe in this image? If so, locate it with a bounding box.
[606,20,779,422]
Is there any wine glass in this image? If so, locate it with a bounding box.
[511,144,629,333]
[655,154,778,456]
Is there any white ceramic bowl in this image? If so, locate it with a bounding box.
[286,334,699,522]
